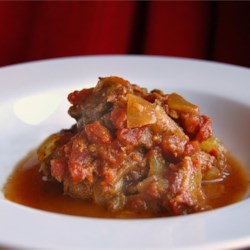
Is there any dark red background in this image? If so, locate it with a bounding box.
[0,1,249,67]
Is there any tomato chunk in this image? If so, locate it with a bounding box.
[85,121,112,144]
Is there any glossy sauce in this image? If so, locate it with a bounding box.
[3,152,250,219]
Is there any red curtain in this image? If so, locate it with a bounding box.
[0,1,249,67]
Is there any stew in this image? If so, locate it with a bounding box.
[4,76,249,218]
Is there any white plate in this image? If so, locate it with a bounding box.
[0,55,250,250]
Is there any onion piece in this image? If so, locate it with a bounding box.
[201,136,228,171]
[127,94,157,128]
[148,150,166,177]
[168,93,199,114]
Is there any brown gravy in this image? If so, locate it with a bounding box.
[3,152,250,219]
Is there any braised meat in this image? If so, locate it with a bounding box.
[37,76,229,216]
